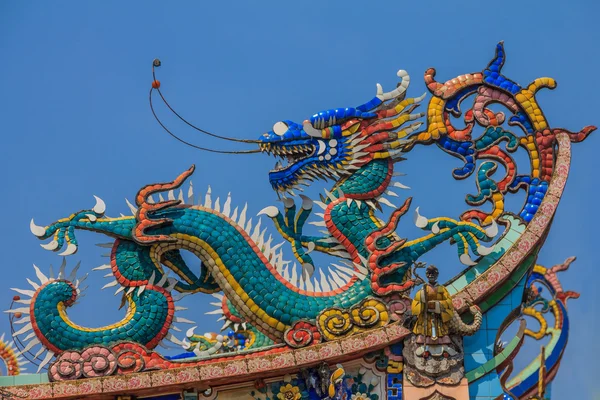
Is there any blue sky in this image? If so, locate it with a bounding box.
[0,1,598,397]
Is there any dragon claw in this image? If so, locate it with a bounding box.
[30,219,46,237]
[485,219,498,237]
[40,240,59,251]
[258,206,279,218]
[299,194,313,210]
[58,243,78,256]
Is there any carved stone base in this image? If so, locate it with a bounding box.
[402,334,465,387]
[402,377,470,400]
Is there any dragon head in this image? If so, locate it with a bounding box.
[258,71,425,195]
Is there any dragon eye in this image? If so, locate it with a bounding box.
[273,121,288,136]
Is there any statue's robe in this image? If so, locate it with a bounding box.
[411,283,454,341]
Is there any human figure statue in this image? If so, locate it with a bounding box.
[411,265,454,345]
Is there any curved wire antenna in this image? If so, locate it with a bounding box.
[151,59,263,145]
[149,88,260,154]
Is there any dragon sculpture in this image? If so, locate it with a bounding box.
[7,43,593,399]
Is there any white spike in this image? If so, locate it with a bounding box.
[251,218,262,242]
[33,347,46,359]
[221,320,233,331]
[324,189,337,202]
[214,197,221,213]
[14,299,31,305]
[327,274,340,290]
[156,272,168,287]
[57,258,66,279]
[319,271,331,292]
[245,218,253,234]
[414,207,428,229]
[147,271,156,286]
[10,288,35,298]
[174,317,194,324]
[173,292,190,302]
[20,337,39,353]
[313,277,322,292]
[392,182,410,190]
[205,309,224,315]
[23,332,36,342]
[14,323,33,336]
[92,264,112,271]
[102,280,118,290]
[103,272,113,278]
[187,182,194,204]
[168,190,175,201]
[37,351,55,373]
[385,190,399,198]
[223,193,231,217]
[165,333,181,346]
[431,221,441,234]
[332,263,354,277]
[305,275,314,291]
[29,219,46,237]
[125,198,137,215]
[166,278,177,292]
[328,269,346,287]
[353,270,367,280]
[311,195,328,206]
[137,285,146,296]
[178,189,184,202]
[96,242,114,249]
[26,279,39,290]
[211,293,224,300]
[147,195,155,204]
[290,263,298,285]
[68,261,81,281]
[114,286,125,296]
[309,221,327,227]
[204,186,212,208]
[263,235,273,255]
[378,197,396,208]
[126,287,135,295]
[237,203,248,227]
[158,193,165,202]
[92,195,106,214]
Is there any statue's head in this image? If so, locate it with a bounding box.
[425,265,439,284]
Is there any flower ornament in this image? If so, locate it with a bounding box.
[277,384,301,400]
[350,393,369,400]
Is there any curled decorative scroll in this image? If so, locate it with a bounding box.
[49,346,117,380]
[115,348,146,373]
[48,342,155,381]
[284,320,322,348]
[317,298,389,341]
